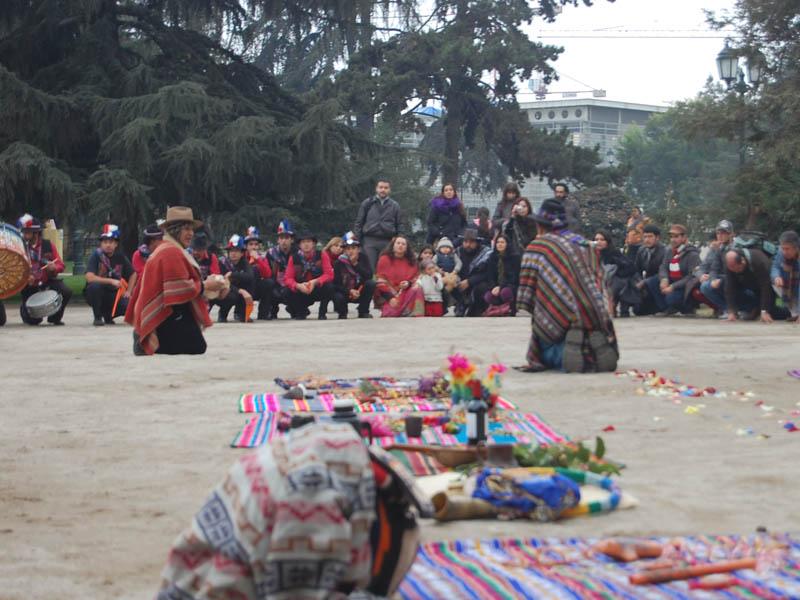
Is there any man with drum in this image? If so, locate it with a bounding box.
[18,214,72,326]
[85,224,137,326]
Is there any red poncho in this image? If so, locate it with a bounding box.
[125,235,212,354]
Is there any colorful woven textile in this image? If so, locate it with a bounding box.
[231,411,566,449]
[399,534,800,599]
[238,393,516,413]
[274,376,417,392]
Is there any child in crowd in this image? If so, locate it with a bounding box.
[418,245,434,265]
[433,237,461,293]
[417,260,445,317]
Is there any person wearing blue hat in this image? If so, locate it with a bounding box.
[85,224,136,326]
[214,234,255,322]
[267,219,298,318]
[245,226,276,320]
[333,232,375,319]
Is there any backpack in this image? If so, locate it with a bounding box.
[732,231,777,258]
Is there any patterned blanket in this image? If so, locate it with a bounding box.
[399,534,800,599]
[238,393,516,413]
[231,411,566,450]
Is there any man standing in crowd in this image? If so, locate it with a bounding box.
[267,219,297,318]
[725,247,786,323]
[516,200,617,373]
[284,231,334,320]
[452,228,492,317]
[634,224,667,315]
[333,232,375,319]
[645,223,700,316]
[554,182,581,233]
[353,179,401,271]
[17,213,72,325]
[698,219,735,317]
[244,226,275,320]
[85,224,136,326]
[772,230,800,320]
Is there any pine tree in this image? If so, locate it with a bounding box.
[0,0,383,250]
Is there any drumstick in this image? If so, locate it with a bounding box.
[629,557,756,585]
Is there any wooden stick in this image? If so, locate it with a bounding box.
[629,558,756,585]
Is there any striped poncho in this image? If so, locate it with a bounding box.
[516,232,614,369]
[124,234,212,354]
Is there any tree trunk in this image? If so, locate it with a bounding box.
[442,94,463,185]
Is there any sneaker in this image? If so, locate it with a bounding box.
[717,311,730,320]
[50,320,65,326]
[93,318,105,326]
[562,327,584,373]
[358,313,373,319]
[654,307,679,317]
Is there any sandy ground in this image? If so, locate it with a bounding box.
[1,303,799,599]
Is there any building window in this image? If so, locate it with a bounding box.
[575,109,583,118]
[561,109,569,118]
[534,111,542,120]
[548,110,556,119]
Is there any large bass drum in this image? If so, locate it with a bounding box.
[0,223,31,299]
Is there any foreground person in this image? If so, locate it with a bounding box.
[516,201,618,373]
[17,213,72,325]
[126,207,224,355]
[156,422,431,600]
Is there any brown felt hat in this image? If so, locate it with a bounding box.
[162,206,203,228]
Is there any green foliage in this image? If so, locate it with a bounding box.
[512,438,620,476]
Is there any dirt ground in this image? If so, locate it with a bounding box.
[1,303,799,599]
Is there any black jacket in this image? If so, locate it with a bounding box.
[634,243,667,279]
[426,201,467,244]
[600,247,636,278]
[725,248,774,312]
[486,251,521,288]
[457,245,493,288]
[333,254,373,294]
[354,195,401,240]
[220,256,255,293]
[503,215,537,256]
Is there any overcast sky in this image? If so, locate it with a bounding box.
[518,0,738,106]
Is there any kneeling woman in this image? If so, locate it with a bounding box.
[375,235,425,317]
[126,206,225,355]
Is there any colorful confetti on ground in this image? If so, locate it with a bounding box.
[616,369,800,438]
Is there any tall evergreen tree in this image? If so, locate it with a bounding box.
[333,0,602,190]
[0,0,381,250]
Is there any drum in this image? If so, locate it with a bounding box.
[0,223,31,299]
[25,289,63,319]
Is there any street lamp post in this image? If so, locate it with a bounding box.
[716,41,764,227]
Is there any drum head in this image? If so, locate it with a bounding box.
[0,223,31,299]
[26,289,62,318]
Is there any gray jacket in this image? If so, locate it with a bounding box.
[354,195,401,240]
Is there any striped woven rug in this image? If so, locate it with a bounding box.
[237,393,516,413]
[399,534,800,599]
[230,411,566,450]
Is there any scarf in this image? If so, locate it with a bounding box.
[337,253,363,291]
[430,195,462,213]
[497,250,506,285]
[125,233,211,355]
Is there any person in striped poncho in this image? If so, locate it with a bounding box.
[516,199,618,373]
